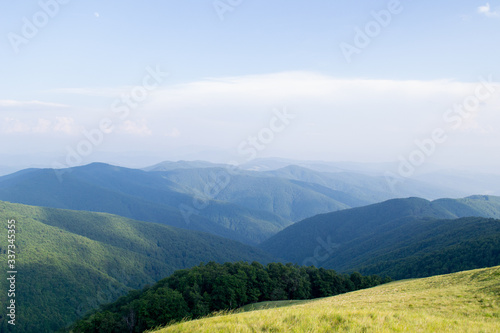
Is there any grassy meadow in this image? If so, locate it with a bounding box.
[153,266,500,332]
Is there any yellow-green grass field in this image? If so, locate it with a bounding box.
[152,266,500,332]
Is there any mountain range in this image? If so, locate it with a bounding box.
[0,161,487,245]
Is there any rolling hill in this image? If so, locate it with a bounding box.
[0,201,273,333]
[154,266,500,332]
[260,196,500,277]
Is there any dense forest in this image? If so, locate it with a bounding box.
[69,262,390,333]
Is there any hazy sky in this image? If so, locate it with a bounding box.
[1,0,499,171]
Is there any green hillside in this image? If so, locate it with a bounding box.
[155,266,500,332]
[260,196,500,277]
[0,201,273,333]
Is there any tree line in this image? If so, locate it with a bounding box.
[69,262,390,333]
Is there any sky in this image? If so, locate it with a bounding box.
[0,0,499,174]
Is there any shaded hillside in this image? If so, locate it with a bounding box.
[260,196,500,276]
[260,197,454,263]
[326,217,500,279]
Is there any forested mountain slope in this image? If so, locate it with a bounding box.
[0,201,273,332]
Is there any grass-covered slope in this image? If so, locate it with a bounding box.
[0,201,273,333]
[260,196,500,277]
[155,266,500,333]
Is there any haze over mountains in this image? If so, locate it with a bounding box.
[1,160,499,246]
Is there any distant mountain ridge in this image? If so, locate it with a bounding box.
[143,160,229,172]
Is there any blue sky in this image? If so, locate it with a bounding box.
[1,0,499,172]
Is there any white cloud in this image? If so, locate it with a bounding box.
[136,71,500,164]
[151,72,471,106]
[478,3,500,17]
[145,72,494,130]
